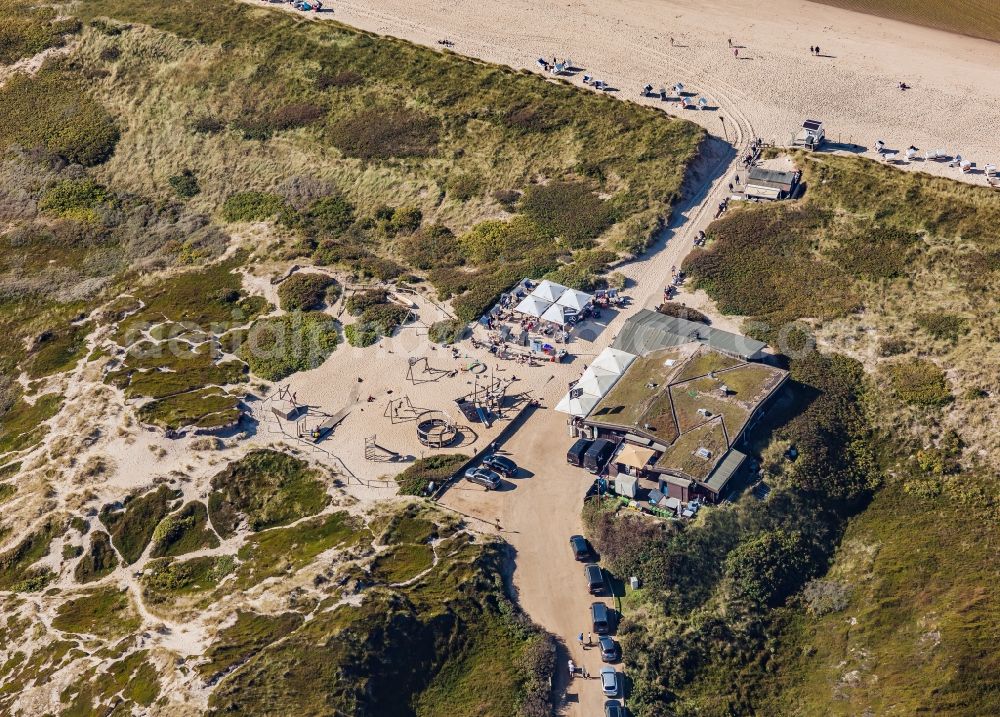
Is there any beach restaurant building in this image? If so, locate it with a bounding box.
[558,310,786,503]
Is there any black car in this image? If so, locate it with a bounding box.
[599,636,620,663]
[566,438,593,467]
[585,564,605,595]
[569,534,591,561]
[464,467,502,490]
[591,601,612,634]
[482,454,518,478]
[604,700,625,717]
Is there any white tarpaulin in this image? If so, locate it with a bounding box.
[530,279,569,303]
[555,391,599,417]
[514,295,551,318]
[577,366,620,396]
[591,347,636,375]
[555,288,593,311]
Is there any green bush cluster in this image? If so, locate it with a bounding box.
[395,454,468,495]
[99,485,183,564]
[427,319,466,344]
[519,181,613,248]
[232,102,325,140]
[239,312,339,380]
[914,312,968,343]
[0,8,80,66]
[221,191,290,223]
[328,107,440,159]
[39,178,115,220]
[277,273,339,311]
[396,225,463,270]
[724,529,811,607]
[657,302,709,323]
[168,169,200,199]
[0,70,119,165]
[74,531,118,583]
[884,359,952,407]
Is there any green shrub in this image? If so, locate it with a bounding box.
[878,337,910,357]
[395,454,468,495]
[915,312,968,343]
[0,11,79,65]
[168,169,200,198]
[344,322,377,347]
[657,302,709,323]
[150,501,220,557]
[221,191,289,223]
[39,178,114,220]
[345,288,389,316]
[208,450,329,537]
[240,312,339,380]
[397,225,463,270]
[0,71,119,165]
[328,107,439,159]
[885,359,952,407]
[447,173,481,202]
[315,70,364,89]
[74,531,118,583]
[303,194,354,234]
[519,181,613,248]
[100,485,183,565]
[724,530,812,607]
[428,319,466,344]
[388,206,422,234]
[277,273,338,311]
[359,303,412,335]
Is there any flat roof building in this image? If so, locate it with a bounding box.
[612,309,767,360]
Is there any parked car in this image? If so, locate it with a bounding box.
[464,467,502,490]
[569,534,591,561]
[583,439,615,473]
[566,438,593,467]
[599,636,620,662]
[482,454,518,478]
[591,601,612,634]
[585,564,605,595]
[600,667,619,697]
[604,700,625,717]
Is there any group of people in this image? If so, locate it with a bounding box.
[808,45,822,55]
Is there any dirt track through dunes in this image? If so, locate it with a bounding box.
[261,0,1000,186]
[440,407,615,716]
[809,0,1000,44]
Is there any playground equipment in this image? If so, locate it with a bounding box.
[365,435,401,462]
[416,411,459,448]
[384,395,428,424]
[406,356,453,385]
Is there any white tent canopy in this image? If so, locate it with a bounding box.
[577,366,619,396]
[555,391,599,417]
[541,302,572,325]
[591,347,637,375]
[530,280,569,303]
[555,288,593,311]
[514,295,551,318]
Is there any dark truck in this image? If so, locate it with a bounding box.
[583,439,615,474]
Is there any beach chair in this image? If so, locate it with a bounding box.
[697,97,708,109]
[985,163,997,177]
[960,160,972,173]
[674,82,684,95]
[905,148,917,161]
[924,149,937,161]
[936,149,947,161]
[949,154,962,168]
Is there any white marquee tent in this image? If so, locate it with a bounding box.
[555,391,599,417]
[576,366,620,396]
[591,347,637,375]
[541,302,572,326]
[555,288,593,311]
[514,295,551,318]
[530,280,569,303]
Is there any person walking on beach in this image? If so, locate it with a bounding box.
[809,45,814,54]
[733,47,739,58]
[815,45,820,55]
[727,38,732,47]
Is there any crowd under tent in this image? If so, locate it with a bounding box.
[514,295,551,318]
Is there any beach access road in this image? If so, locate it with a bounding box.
[440,406,614,716]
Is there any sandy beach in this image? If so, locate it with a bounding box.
[305,0,1000,183]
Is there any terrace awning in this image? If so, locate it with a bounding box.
[541,302,572,325]
[577,366,620,396]
[616,444,655,469]
[530,279,569,303]
[514,295,551,318]
[591,347,637,375]
[555,391,599,417]
[555,288,593,311]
